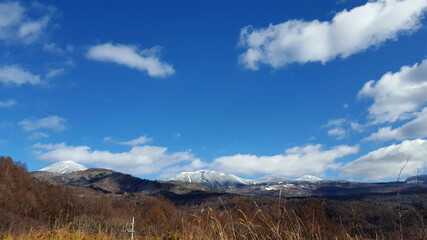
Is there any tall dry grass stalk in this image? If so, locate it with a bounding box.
[177,196,352,240]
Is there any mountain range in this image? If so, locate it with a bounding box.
[33,161,427,200]
[171,170,323,191]
[171,170,427,199]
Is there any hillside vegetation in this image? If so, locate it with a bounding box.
[0,156,426,239]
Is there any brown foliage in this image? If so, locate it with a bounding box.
[0,156,426,239]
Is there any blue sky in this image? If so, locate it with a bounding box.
[1,0,427,181]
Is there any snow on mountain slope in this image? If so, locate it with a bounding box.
[39,161,87,174]
[252,175,288,185]
[172,171,325,191]
[405,174,427,184]
[171,170,250,190]
[295,175,323,182]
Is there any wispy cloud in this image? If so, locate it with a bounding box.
[0,65,40,86]
[326,118,347,128]
[87,43,175,78]
[0,1,56,44]
[328,127,346,139]
[43,43,74,55]
[46,68,65,78]
[118,135,153,146]
[28,132,49,140]
[324,118,364,140]
[18,16,50,43]
[0,99,17,108]
[19,115,66,132]
[104,135,153,146]
[239,0,427,69]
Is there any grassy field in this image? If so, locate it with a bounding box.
[1,156,426,240]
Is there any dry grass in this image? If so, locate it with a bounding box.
[1,156,426,240]
[0,203,363,240]
[178,197,349,240]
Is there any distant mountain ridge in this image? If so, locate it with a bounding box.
[171,170,323,191]
[36,162,427,200]
[172,170,250,191]
[31,167,223,206]
[171,170,427,198]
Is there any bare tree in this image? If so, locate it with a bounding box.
[395,155,412,240]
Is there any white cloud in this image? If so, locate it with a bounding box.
[324,118,364,139]
[43,43,63,54]
[0,2,23,28]
[336,0,349,4]
[66,45,74,52]
[350,122,364,132]
[46,68,65,78]
[239,0,427,69]
[33,142,206,178]
[43,43,74,55]
[0,2,54,44]
[326,118,347,127]
[87,43,175,78]
[366,107,427,141]
[0,99,17,108]
[359,59,427,124]
[28,132,49,140]
[211,144,358,177]
[104,135,153,146]
[340,139,427,181]
[19,115,66,132]
[158,159,207,179]
[0,65,40,86]
[18,16,50,43]
[42,44,74,78]
[118,135,153,146]
[328,127,346,139]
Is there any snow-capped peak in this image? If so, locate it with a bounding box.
[252,175,287,185]
[295,175,323,182]
[171,170,250,190]
[39,160,87,174]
